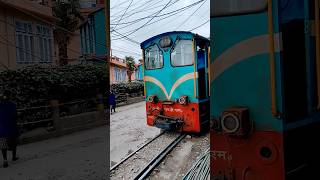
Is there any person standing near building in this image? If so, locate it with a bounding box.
[0,90,19,168]
[109,90,116,114]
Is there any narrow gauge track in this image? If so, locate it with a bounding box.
[110,133,186,180]
[133,134,186,180]
[110,132,165,171]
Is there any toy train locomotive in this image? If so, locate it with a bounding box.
[210,0,320,179]
[140,31,210,133]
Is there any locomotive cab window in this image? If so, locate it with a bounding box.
[211,0,267,17]
[171,39,193,67]
[145,44,163,70]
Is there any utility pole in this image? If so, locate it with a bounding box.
[104,0,111,173]
[105,0,110,69]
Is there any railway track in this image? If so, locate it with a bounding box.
[110,132,166,172]
[110,133,186,180]
[133,134,186,180]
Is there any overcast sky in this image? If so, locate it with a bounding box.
[110,0,210,62]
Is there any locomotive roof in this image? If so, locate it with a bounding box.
[140,31,209,48]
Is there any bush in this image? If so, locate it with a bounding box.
[0,64,109,124]
[111,81,144,100]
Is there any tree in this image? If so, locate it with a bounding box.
[53,0,83,65]
[125,56,135,82]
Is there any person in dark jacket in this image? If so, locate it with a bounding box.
[109,90,116,114]
[0,91,19,168]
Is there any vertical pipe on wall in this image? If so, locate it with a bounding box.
[142,49,146,97]
[315,0,320,109]
[268,0,278,116]
[193,39,197,98]
[105,0,110,74]
[208,47,211,96]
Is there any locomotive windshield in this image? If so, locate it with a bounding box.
[211,0,267,17]
[171,39,193,66]
[145,44,163,70]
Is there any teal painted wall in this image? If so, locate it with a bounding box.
[136,64,143,80]
[80,9,106,56]
[94,9,106,56]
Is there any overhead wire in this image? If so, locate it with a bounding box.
[110,0,187,33]
[110,0,132,9]
[129,0,206,35]
[18,0,143,54]
[111,0,134,32]
[111,0,205,40]
[111,0,160,19]
[175,0,207,30]
[113,0,169,21]
[15,0,208,60]
[111,0,180,24]
[112,0,173,41]
[0,0,143,66]
[188,19,209,31]
[110,0,200,26]
[112,44,142,55]
[0,18,109,64]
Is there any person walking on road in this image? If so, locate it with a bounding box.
[0,90,19,168]
[109,90,116,114]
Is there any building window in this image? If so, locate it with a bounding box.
[16,20,53,64]
[80,19,97,56]
[15,21,35,64]
[114,67,118,82]
[36,24,53,63]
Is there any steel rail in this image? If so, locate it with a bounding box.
[110,131,165,171]
[133,134,186,180]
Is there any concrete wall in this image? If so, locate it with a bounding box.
[0,6,16,70]
[19,111,107,144]
[131,70,136,81]
[67,30,82,60]
[19,95,108,144]
[0,0,53,19]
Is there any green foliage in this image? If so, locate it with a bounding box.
[125,56,135,71]
[111,81,144,101]
[53,0,83,64]
[53,0,82,32]
[0,65,109,123]
[125,56,136,82]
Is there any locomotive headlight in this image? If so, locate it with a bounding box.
[221,113,240,134]
[148,95,158,104]
[178,95,188,105]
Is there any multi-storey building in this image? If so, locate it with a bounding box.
[0,0,58,70]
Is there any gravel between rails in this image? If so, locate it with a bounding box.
[148,133,210,180]
[110,132,181,180]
